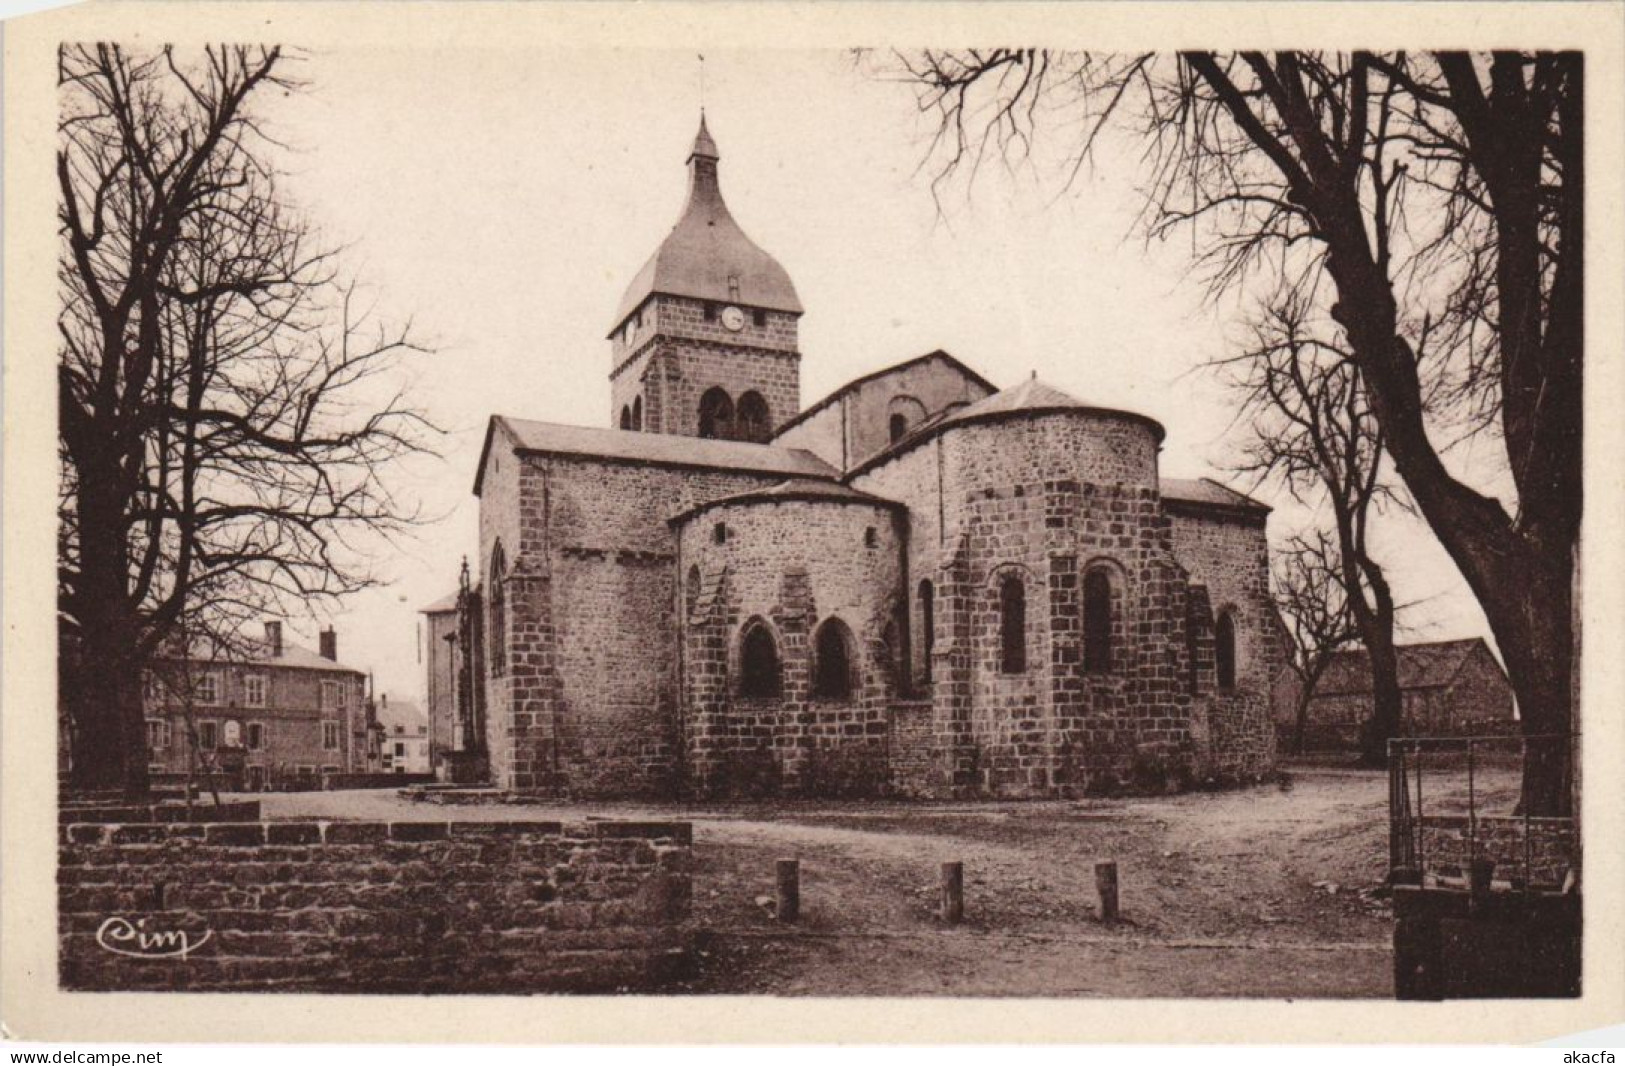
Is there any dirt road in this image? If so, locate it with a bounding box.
[254,766,1407,997]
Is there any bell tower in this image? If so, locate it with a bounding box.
[608,114,802,443]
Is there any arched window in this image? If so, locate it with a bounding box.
[1215,611,1238,691]
[889,413,909,443]
[685,564,701,622]
[631,396,643,432]
[488,541,508,679]
[619,405,633,430]
[698,387,734,440]
[1083,567,1114,674]
[812,618,856,701]
[999,573,1027,674]
[736,391,771,443]
[738,621,783,698]
[918,579,935,684]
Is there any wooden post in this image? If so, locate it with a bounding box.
[776,858,800,922]
[1095,860,1119,922]
[940,861,964,923]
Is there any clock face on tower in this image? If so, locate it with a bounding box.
[721,305,746,332]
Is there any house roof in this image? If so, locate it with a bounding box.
[376,697,428,736]
[474,415,838,495]
[1314,638,1504,697]
[157,638,365,676]
[771,350,999,439]
[608,114,802,334]
[1160,477,1272,514]
[420,590,460,614]
[846,376,1167,478]
[668,477,903,526]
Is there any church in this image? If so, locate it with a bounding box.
[444,115,1280,799]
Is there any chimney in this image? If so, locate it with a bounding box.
[264,620,283,657]
[319,626,337,662]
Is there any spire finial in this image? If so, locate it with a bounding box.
[689,109,719,162]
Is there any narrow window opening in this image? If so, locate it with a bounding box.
[1083,568,1114,674]
[713,522,727,545]
[864,527,877,549]
[1216,612,1238,691]
[919,580,935,684]
[999,574,1027,674]
[889,413,908,443]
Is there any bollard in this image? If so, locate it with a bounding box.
[776,858,800,922]
[940,861,964,923]
[1095,860,1119,922]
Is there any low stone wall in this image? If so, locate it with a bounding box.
[59,818,693,994]
[321,772,436,791]
[1413,814,1579,887]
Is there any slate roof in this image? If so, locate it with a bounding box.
[1314,638,1502,697]
[609,115,802,333]
[1160,477,1272,514]
[157,638,365,676]
[476,416,838,494]
[669,477,903,526]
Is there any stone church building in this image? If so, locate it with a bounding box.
[459,116,1279,799]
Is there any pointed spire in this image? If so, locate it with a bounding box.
[689,111,719,162]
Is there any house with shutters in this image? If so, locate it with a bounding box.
[142,621,373,790]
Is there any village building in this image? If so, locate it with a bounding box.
[437,115,1281,799]
[1283,637,1516,752]
[142,621,373,790]
[376,695,432,774]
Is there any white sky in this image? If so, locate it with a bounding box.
[256,46,1496,700]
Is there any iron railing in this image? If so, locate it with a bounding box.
[1388,733,1579,892]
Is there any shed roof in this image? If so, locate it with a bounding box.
[1160,477,1272,514]
[1314,638,1504,697]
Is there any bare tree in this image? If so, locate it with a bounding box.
[1273,529,1359,754]
[881,50,1581,813]
[1229,296,1405,765]
[57,44,434,797]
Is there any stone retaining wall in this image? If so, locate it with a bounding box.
[59,818,693,994]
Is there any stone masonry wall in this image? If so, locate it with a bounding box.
[59,817,693,994]
[1164,504,1279,780]
[676,496,904,797]
[1413,815,1579,887]
[611,297,800,437]
[481,450,795,795]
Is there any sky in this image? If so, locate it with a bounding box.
[253,46,1499,701]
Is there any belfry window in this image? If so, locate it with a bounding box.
[620,405,633,430]
[1084,567,1114,674]
[999,574,1026,674]
[699,387,734,440]
[738,622,783,699]
[812,618,857,701]
[736,391,771,444]
[631,395,643,432]
[1215,612,1238,691]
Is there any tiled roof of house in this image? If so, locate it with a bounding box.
[420,590,460,614]
[1314,638,1501,696]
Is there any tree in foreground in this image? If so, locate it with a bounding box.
[882,50,1580,813]
[58,44,434,796]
